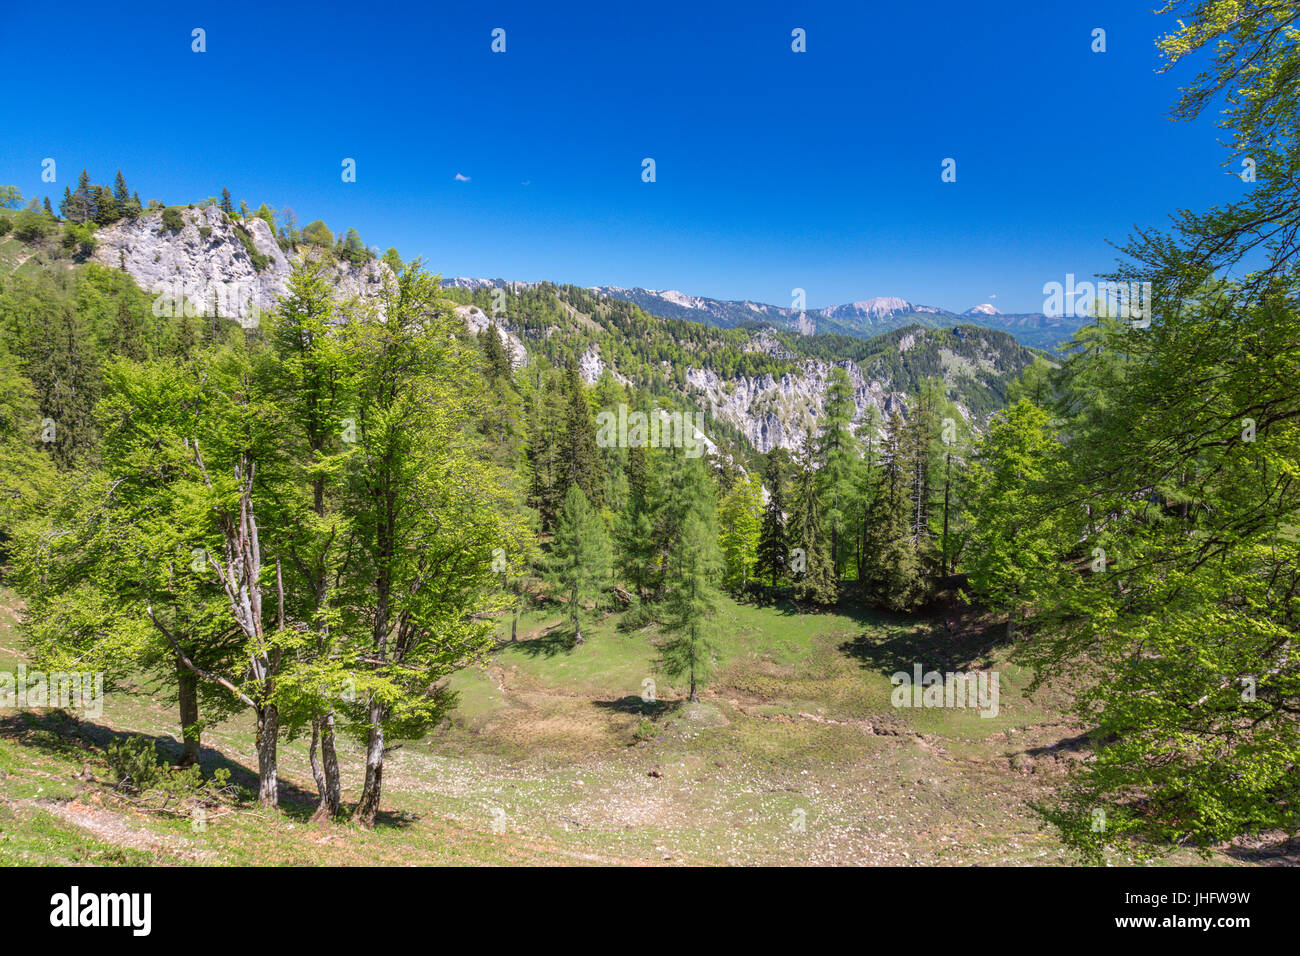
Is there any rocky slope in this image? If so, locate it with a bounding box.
[92,206,387,321]
[86,213,1035,457]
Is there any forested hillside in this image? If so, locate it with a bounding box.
[0,0,1298,864]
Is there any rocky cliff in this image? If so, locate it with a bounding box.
[92,206,387,321]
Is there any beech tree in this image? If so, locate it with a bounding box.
[342,260,530,826]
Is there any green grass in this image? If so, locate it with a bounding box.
[0,590,1261,866]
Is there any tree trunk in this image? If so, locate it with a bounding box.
[175,658,201,767]
[320,710,341,817]
[309,711,342,821]
[256,703,279,808]
[942,453,952,574]
[309,717,325,802]
[355,699,386,827]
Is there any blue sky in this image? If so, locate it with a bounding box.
[1,0,1244,313]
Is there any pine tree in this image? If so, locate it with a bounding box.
[219,188,234,216]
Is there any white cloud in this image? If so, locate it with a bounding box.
[454,173,470,182]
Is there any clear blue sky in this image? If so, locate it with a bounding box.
[1,0,1242,313]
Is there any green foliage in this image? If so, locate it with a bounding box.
[549,484,612,643]
[159,207,184,232]
[755,452,789,589]
[718,473,762,591]
[232,222,270,271]
[301,219,333,247]
[105,735,232,804]
[656,466,722,700]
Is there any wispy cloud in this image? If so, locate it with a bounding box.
[454,172,470,182]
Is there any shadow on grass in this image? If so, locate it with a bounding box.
[0,709,318,808]
[591,696,681,719]
[511,625,580,659]
[0,710,417,830]
[838,611,1008,678]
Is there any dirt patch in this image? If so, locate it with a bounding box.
[26,798,216,862]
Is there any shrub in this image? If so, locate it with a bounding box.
[105,734,233,803]
[60,222,97,257]
[12,209,52,243]
[232,223,270,271]
[105,736,164,791]
[0,216,10,237]
[160,207,184,232]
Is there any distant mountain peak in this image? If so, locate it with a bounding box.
[964,303,1001,316]
[822,296,913,319]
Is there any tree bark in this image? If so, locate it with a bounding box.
[256,703,279,808]
[175,657,201,767]
[320,710,340,818]
[309,711,342,821]
[355,699,386,826]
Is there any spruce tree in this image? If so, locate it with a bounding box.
[557,363,604,508]
[787,438,837,604]
[815,366,858,578]
[113,169,130,206]
[755,454,789,590]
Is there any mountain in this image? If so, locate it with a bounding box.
[7,206,1043,461]
[591,286,1084,351]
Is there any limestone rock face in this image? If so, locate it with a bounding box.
[92,206,388,322]
[685,360,902,454]
[456,304,529,369]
